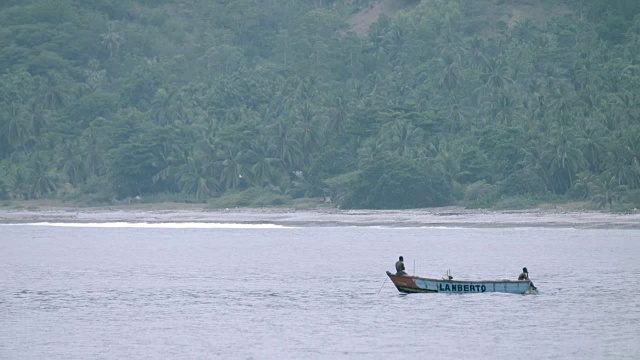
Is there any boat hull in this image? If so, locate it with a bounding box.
[386,271,536,294]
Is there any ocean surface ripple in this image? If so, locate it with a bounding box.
[1,225,639,359]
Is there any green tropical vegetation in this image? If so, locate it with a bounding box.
[1,0,639,210]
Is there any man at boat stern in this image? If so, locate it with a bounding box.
[395,256,408,276]
[519,267,537,290]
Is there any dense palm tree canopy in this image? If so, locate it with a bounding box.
[0,0,639,210]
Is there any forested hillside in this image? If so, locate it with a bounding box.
[1,0,639,209]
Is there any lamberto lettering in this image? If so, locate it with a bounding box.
[438,283,487,292]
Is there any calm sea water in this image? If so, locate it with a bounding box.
[1,224,639,359]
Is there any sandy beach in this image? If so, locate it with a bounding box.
[1,206,639,229]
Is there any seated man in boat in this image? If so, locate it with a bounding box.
[518,267,529,280]
[518,267,537,290]
[395,256,408,276]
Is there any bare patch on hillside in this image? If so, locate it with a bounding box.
[349,0,416,36]
[507,2,573,25]
[463,0,574,36]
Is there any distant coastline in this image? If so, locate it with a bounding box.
[1,201,639,229]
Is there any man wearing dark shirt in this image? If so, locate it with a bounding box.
[519,267,537,290]
[395,256,408,276]
[518,267,529,280]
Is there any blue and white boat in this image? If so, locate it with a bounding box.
[386,271,538,294]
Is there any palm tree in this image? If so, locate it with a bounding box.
[623,129,640,173]
[612,93,638,127]
[150,89,178,125]
[101,24,124,58]
[609,128,640,188]
[179,153,219,200]
[446,100,470,132]
[357,138,385,167]
[600,67,624,94]
[605,147,635,188]
[572,171,594,200]
[325,95,349,134]
[83,59,106,90]
[480,58,513,92]
[43,74,69,110]
[1,103,32,150]
[548,84,577,127]
[293,103,324,157]
[79,128,105,178]
[384,22,408,65]
[22,102,48,137]
[364,72,383,101]
[244,140,282,186]
[466,37,485,69]
[521,142,553,192]
[542,66,562,95]
[591,174,626,209]
[544,129,585,193]
[271,122,303,171]
[578,85,604,116]
[485,90,524,126]
[428,139,463,185]
[438,52,463,91]
[63,155,86,188]
[60,142,87,187]
[575,124,606,172]
[6,164,29,200]
[575,63,599,91]
[385,120,423,157]
[217,143,251,190]
[274,29,293,66]
[27,155,60,198]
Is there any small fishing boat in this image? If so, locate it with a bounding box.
[386,271,538,295]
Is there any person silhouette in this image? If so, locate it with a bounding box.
[395,256,408,276]
[518,267,537,290]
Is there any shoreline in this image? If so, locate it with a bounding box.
[1,206,639,229]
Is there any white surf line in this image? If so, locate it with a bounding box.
[4,222,294,229]
[334,224,468,229]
